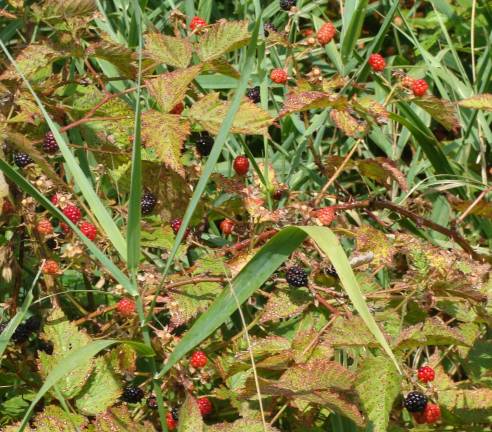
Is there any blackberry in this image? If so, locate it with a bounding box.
[24,316,41,333]
[141,191,157,215]
[285,266,308,287]
[43,131,58,153]
[45,238,58,250]
[13,152,33,168]
[280,0,296,10]
[264,22,277,37]
[122,385,144,403]
[37,339,54,355]
[404,391,428,413]
[147,396,158,409]
[171,407,179,421]
[12,323,32,343]
[194,132,214,156]
[246,87,261,103]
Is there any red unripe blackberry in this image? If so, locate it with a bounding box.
[314,206,336,226]
[166,412,177,430]
[368,53,386,72]
[190,16,207,31]
[190,350,208,368]
[246,86,261,103]
[412,79,429,97]
[270,68,288,84]
[170,102,184,115]
[141,191,157,215]
[279,0,296,11]
[42,260,59,275]
[170,218,191,238]
[36,219,53,235]
[63,205,82,224]
[43,131,59,154]
[401,75,415,89]
[194,132,214,157]
[233,155,249,175]
[317,22,336,46]
[121,385,144,403]
[59,222,70,234]
[79,221,97,241]
[50,194,59,206]
[423,403,441,423]
[285,266,308,287]
[417,365,435,383]
[219,219,234,235]
[197,397,213,416]
[117,298,136,317]
[404,391,428,413]
[2,199,14,215]
[13,152,33,168]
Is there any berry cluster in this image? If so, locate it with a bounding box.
[368,53,386,72]
[404,366,441,424]
[286,266,308,287]
[141,191,157,215]
[190,350,208,369]
[317,22,336,46]
[270,68,288,84]
[194,132,214,157]
[190,16,207,31]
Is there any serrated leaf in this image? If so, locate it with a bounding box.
[146,65,202,113]
[141,110,190,177]
[107,344,137,375]
[237,336,291,361]
[75,356,122,415]
[38,307,94,399]
[87,41,136,77]
[201,58,240,78]
[448,197,492,219]
[279,359,355,392]
[464,341,492,382]
[413,95,460,132]
[278,91,336,118]
[189,92,273,135]
[458,94,492,112]
[94,406,156,431]
[355,356,401,432]
[355,97,389,125]
[394,317,467,350]
[32,405,87,432]
[330,109,367,137]
[358,158,408,192]
[440,388,492,424]
[178,394,204,432]
[0,44,62,80]
[40,0,97,17]
[205,418,280,432]
[323,316,379,348]
[355,225,395,267]
[259,287,311,323]
[144,33,192,68]
[197,20,250,62]
[291,328,318,364]
[141,226,186,255]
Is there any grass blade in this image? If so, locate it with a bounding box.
[341,0,368,63]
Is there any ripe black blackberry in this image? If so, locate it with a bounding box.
[264,22,277,37]
[13,152,33,168]
[194,132,214,156]
[122,385,144,403]
[171,407,179,421]
[280,0,296,10]
[404,391,428,413]
[246,87,261,103]
[11,322,32,343]
[43,131,58,153]
[24,316,41,333]
[37,339,54,355]
[141,191,157,215]
[285,266,308,287]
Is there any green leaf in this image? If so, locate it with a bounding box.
[32,405,87,432]
[74,357,122,415]
[158,226,400,379]
[38,307,94,399]
[146,65,202,113]
[340,0,368,62]
[355,355,401,432]
[278,91,336,118]
[205,418,280,432]
[440,388,492,424]
[464,341,492,382]
[144,33,192,68]
[189,92,273,135]
[458,94,492,111]
[330,109,367,137]
[87,41,136,77]
[323,316,379,348]
[141,110,190,177]
[197,20,251,62]
[259,286,311,323]
[178,394,204,432]
[413,95,460,132]
[94,406,157,431]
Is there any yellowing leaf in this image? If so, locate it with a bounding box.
[259,287,311,323]
[197,20,250,62]
[458,94,492,112]
[144,33,192,68]
[189,92,273,136]
[323,316,379,348]
[330,109,367,137]
[95,406,156,431]
[440,388,492,424]
[146,65,202,113]
[39,0,97,17]
[414,95,460,132]
[201,57,240,78]
[87,41,136,77]
[141,110,190,177]
[356,97,389,125]
[205,419,280,432]
[356,356,401,432]
[278,91,336,118]
[32,405,87,432]
[178,394,204,432]
[358,158,409,192]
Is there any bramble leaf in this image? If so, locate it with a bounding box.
[323,316,379,348]
[330,109,367,137]
[94,406,156,431]
[205,418,280,432]
[278,91,336,118]
[144,33,192,68]
[31,405,87,432]
[355,356,401,432]
[87,41,136,77]
[413,95,460,132]
[141,110,190,177]
[259,286,311,323]
[178,394,204,432]
[197,20,250,62]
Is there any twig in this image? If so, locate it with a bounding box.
[222,229,278,255]
[455,186,492,225]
